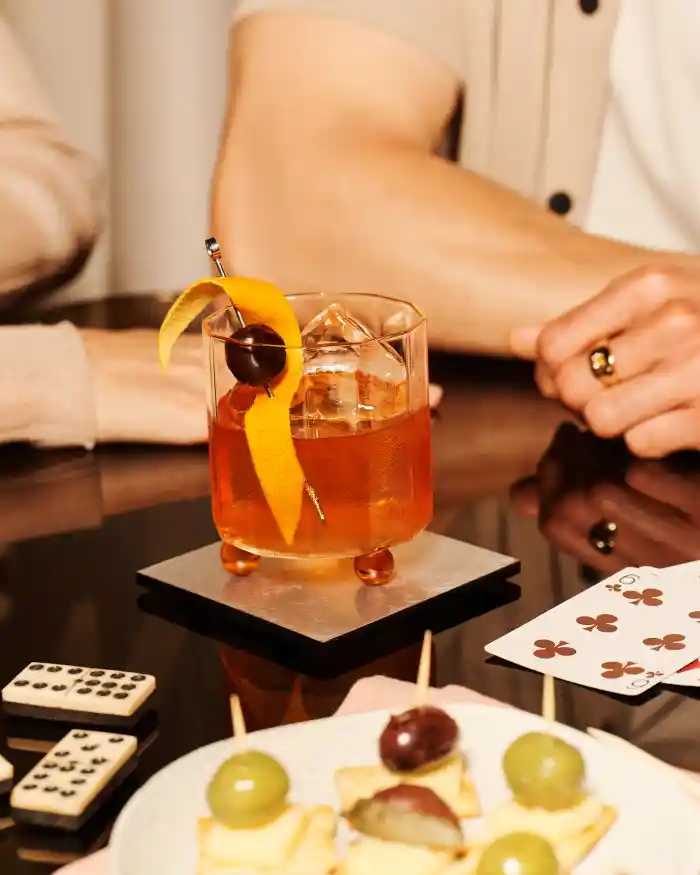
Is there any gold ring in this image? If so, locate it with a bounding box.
[589,345,616,385]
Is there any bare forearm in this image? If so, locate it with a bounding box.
[214,135,698,355]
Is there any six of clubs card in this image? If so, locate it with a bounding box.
[486,563,700,695]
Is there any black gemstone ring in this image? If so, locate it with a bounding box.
[589,345,616,385]
[588,519,617,554]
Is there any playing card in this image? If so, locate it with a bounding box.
[665,658,700,687]
[656,561,700,687]
[660,560,700,578]
[485,566,700,696]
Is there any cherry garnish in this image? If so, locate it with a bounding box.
[224,324,286,387]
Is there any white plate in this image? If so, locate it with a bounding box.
[111,704,700,875]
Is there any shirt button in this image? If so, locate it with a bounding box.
[548,192,573,215]
[579,0,599,13]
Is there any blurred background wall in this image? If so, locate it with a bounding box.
[2,0,232,303]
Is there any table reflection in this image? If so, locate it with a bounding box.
[511,423,700,577]
[0,445,209,548]
[218,644,424,730]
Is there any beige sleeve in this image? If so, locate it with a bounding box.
[0,19,102,295]
[0,322,96,450]
[231,0,464,79]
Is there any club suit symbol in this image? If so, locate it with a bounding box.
[622,588,663,606]
[533,640,577,659]
[601,661,645,679]
[643,634,686,652]
[576,614,618,632]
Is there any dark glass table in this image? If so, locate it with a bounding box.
[2,297,700,873]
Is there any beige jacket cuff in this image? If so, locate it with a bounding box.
[1,321,96,450]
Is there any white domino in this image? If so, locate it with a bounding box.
[0,752,13,794]
[2,663,155,724]
[11,729,137,829]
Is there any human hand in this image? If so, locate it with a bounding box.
[511,423,700,575]
[81,328,207,444]
[510,266,700,457]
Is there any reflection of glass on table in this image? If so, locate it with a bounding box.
[219,641,427,730]
[205,293,433,583]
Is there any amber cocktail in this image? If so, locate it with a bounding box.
[204,293,433,583]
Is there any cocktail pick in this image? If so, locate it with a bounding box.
[205,238,326,526]
[415,630,433,707]
[542,675,555,726]
[230,694,248,748]
[205,237,273,400]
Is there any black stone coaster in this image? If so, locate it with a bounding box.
[137,532,520,672]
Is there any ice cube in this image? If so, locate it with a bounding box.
[302,304,407,382]
[292,304,408,432]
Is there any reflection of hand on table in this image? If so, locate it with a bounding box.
[96,448,209,517]
[0,451,103,544]
[0,445,209,547]
[511,423,700,574]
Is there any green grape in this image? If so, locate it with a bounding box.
[206,750,290,829]
[503,732,585,810]
[476,832,560,875]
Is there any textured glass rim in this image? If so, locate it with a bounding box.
[203,291,426,350]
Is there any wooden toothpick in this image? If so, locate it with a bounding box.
[542,675,556,727]
[415,630,433,706]
[230,694,248,746]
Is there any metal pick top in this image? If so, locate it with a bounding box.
[205,237,225,277]
[204,238,326,525]
[205,237,268,397]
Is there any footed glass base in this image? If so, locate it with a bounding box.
[354,548,395,585]
[221,542,397,585]
[220,543,260,577]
